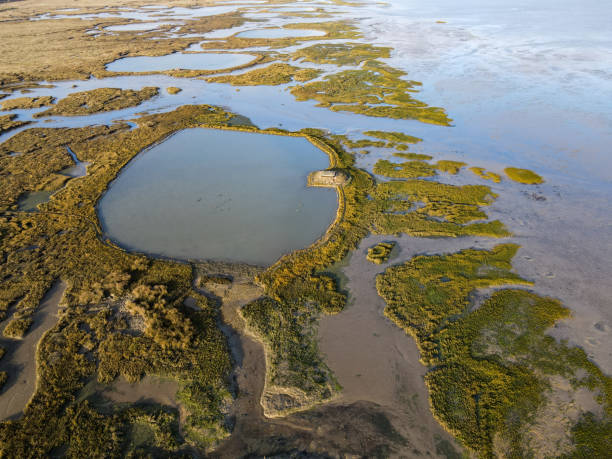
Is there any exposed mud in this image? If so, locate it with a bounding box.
[0,281,66,420]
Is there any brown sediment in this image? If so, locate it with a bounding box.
[33,87,159,117]
[0,114,29,135]
[1,96,54,111]
[0,281,66,421]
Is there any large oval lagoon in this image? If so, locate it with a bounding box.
[98,128,338,265]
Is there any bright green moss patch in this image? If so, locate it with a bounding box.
[470,167,502,183]
[504,167,544,184]
[436,160,466,174]
[292,42,391,66]
[377,247,612,457]
[34,87,159,118]
[366,242,395,264]
[373,159,436,178]
[291,60,452,125]
[0,114,29,135]
[363,130,422,144]
[3,317,33,338]
[0,96,54,111]
[166,87,181,95]
[207,63,321,86]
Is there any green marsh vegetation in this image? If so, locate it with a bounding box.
[436,160,467,174]
[373,158,437,178]
[0,96,54,111]
[291,60,452,125]
[0,10,249,83]
[292,42,392,66]
[238,128,514,415]
[33,87,159,117]
[377,245,612,457]
[0,114,29,135]
[395,152,434,160]
[366,242,395,264]
[504,167,544,184]
[207,63,321,85]
[470,166,502,183]
[363,130,423,145]
[0,105,257,455]
[372,179,510,237]
[200,20,361,51]
[166,87,182,95]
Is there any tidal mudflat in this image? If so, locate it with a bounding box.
[98,128,337,265]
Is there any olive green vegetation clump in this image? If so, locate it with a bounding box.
[373,179,509,237]
[0,114,29,135]
[373,158,436,178]
[366,242,395,264]
[333,135,386,149]
[0,105,248,455]
[394,152,433,161]
[201,21,361,50]
[470,166,502,183]
[207,63,320,86]
[364,130,422,145]
[292,42,391,66]
[291,60,451,125]
[436,160,466,174]
[504,167,544,184]
[2,317,33,338]
[0,96,54,111]
[33,87,159,118]
[377,245,612,457]
[166,87,182,95]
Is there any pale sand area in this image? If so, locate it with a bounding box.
[0,281,66,420]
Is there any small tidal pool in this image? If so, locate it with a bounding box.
[98,128,338,265]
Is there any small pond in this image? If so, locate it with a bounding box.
[236,28,326,39]
[97,128,338,265]
[106,52,256,72]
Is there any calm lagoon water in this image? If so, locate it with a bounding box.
[98,128,338,265]
[106,53,256,72]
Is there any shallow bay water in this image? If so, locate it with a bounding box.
[98,128,337,265]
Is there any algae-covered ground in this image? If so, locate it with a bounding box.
[0,0,610,457]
